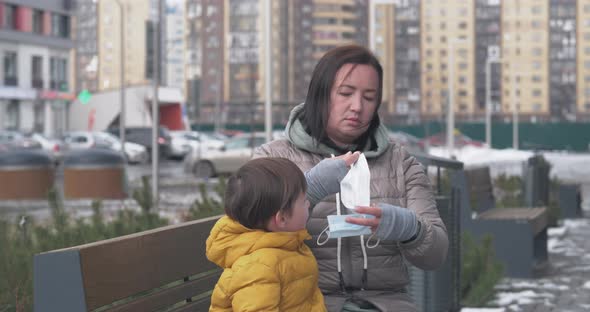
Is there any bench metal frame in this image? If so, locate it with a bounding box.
[451,167,548,278]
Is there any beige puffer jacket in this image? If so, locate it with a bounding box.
[253,105,448,312]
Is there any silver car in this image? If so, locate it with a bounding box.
[184,133,267,178]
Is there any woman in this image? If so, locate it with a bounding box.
[254,45,448,312]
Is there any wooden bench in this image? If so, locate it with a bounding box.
[451,166,549,278]
[33,215,222,312]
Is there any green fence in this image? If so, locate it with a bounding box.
[191,121,590,152]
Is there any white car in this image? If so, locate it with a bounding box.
[63,131,148,164]
[173,130,225,159]
[94,132,149,164]
[28,133,64,163]
[184,133,267,178]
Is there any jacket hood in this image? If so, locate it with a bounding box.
[206,216,311,268]
[285,103,391,158]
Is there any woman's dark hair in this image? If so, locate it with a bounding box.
[224,157,307,230]
[301,44,383,144]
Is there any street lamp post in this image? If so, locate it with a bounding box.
[447,38,468,157]
[114,0,126,157]
[485,55,500,148]
[264,0,272,143]
[511,71,519,150]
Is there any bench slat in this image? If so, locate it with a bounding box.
[169,296,212,312]
[108,270,221,312]
[80,216,221,310]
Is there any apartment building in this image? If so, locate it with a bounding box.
[166,3,185,90]
[577,1,590,118]
[97,0,151,91]
[420,0,476,119]
[373,2,395,118]
[548,0,576,121]
[475,0,501,116]
[501,1,550,119]
[75,0,98,93]
[392,0,420,124]
[0,0,75,136]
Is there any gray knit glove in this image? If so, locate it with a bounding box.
[305,158,348,207]
[375,203,420,242]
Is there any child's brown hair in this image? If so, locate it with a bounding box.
[224,157,306,230]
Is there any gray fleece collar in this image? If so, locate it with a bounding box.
[285,103,390,158]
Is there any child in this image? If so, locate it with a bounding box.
[206,155,357,311]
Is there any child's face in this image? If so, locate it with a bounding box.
[282,192,310,232]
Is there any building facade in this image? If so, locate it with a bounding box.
[475,0,501,117]
[74,0,98,93]
[392,0,421,124]
[420,0,476,120]
[577,1,590,118]
[0,0,75,136]
[165,2,185,90]
[501,0,550,120]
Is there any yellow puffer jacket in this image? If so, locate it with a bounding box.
[206,216,327,312]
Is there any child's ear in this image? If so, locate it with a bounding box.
[267,212,286,232]
[274,211,287,227]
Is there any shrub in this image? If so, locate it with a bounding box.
[0,186,168,312]
[461,232,504,307]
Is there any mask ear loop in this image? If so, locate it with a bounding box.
[317,225,329,246]
[366,232,381,248]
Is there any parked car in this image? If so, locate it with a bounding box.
[62,131,112,150]
[0,130,43,150]
[184,132,267,178]
[28,133,64,163]
[93,132,149,164]
[62,131,148,164]
[418,131,485,149]
[107,127,172,160]
[169,130,224,159]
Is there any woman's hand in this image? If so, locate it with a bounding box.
[346,203,420,242]
[345,206,382,232]
[333,151,360,167]
[304,151,360,207]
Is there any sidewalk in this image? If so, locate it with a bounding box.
[462,215,590,312]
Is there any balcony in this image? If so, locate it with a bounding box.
[4,77,18,86]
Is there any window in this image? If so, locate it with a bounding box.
[51,14,61,36]
[3,4,17,29]
[3,52,18,86]
[532,89,542,97]
[33,102,44,132]
[32,56,43,88]
[6,100,19,130]
[50,57,68,91]
[51,14,70,38]
[33,10,44,34]
[459,63,468,70]
[458,90,468,97]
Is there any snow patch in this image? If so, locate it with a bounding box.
[493,290,554,306]
[583,281,590,289]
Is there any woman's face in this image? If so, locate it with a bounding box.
[326,63,379,146]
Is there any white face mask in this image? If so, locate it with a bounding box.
[317,153,373,245]
[340,153,371,211]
